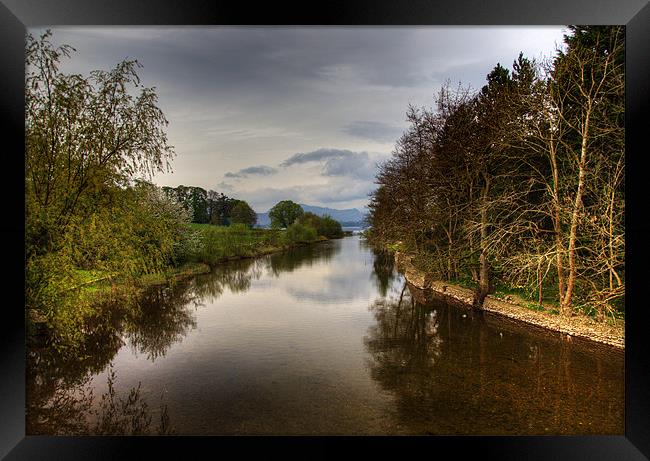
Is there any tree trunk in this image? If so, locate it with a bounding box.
[562,107,591,313]
[548,128,566,307]
[537,257,543,306]
[473,176,490,309]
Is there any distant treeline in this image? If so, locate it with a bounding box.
[367,26,624,320]
[160,185,256,227]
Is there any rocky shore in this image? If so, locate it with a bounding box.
[394,251,624,349]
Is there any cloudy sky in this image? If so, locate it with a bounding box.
[32,26,568,212]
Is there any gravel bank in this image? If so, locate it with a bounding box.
[394,251,624,349]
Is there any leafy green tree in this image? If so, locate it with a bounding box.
[24,31,179,347]
[268,200,304,228]
[229,200,257,227]
[295,212,342,238]
[189,187,209,223]
[26,30,174,257]
[317,215,343,238]
[207,190,237,225]
[285,222,317,243]
[161,186,208,223]
[296,212,321,229]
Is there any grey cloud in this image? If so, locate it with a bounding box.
[215,181,235,193]
[279,148,389,181]
[342,121,404,143]
[224,165,278,178]
[279,148,386,181]
[322,152,380,181]
[279,148,355,167]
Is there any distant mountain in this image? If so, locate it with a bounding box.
[256,212,271,227]
[256,204,366,228]
[299,204,365,223]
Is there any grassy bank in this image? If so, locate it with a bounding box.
[30,223,334,349]
[186,223,328,265]
[75,223,331,295]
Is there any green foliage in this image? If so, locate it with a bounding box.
[26,30,175,258]
[229,200,257,227]
[26,250,94,348]
[284,222,318,243]
[173,224,203,265]
[296,212,343,238]
[160,186,209,224]
[192,224,285,265]
[207,191,237,225]
[24,31,188,349]
[317,215,344,238]
[63,182,190,276]
[161,185,234,224]
[269,200,304,228]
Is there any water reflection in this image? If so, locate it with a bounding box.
[192,257,262,303]
[26,283,196,434]
[27,363,172,435]
[124,284,199,361]
[369,246,397,297]
[364,285,624,434]
[265,241,338,277]
[27,236,624,435]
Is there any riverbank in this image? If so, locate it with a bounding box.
[395,251,625,349]
[88,233,333,293]
[27,234,330,337]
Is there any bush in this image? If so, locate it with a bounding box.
[317,215,343,238]
[296,213,343,238]
[173,225,202,265]
[285,223,318,243]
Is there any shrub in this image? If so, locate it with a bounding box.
[285,223,317,243]
[317,215,343,238]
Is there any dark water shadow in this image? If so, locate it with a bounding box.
[363,283,625,435]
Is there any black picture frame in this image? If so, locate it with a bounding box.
[2,0,648,459]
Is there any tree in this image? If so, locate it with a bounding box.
[296,212,343,238]
[229,200,257,227]
[317,215,343,239]
[25,30,179,346]
[26,30,174,256]
[161,186,208,223]
[550,26,625,314]
[296,212,321,231]
[285,222,317,243]
[207,190,236,225]
[268,200,304,228]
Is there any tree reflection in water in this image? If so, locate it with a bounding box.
[369,247,397,297]
[27,363,172,435]
[27,237,622,435]
[192,257,261,302]
[27,241,338,434]
[27,279,200,434]
[363,284,624,435]
[265,241,337,277]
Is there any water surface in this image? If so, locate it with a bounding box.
[27,236,624,435]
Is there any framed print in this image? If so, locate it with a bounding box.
[2,0,649,458]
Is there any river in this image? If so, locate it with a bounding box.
[27,235,624,435]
